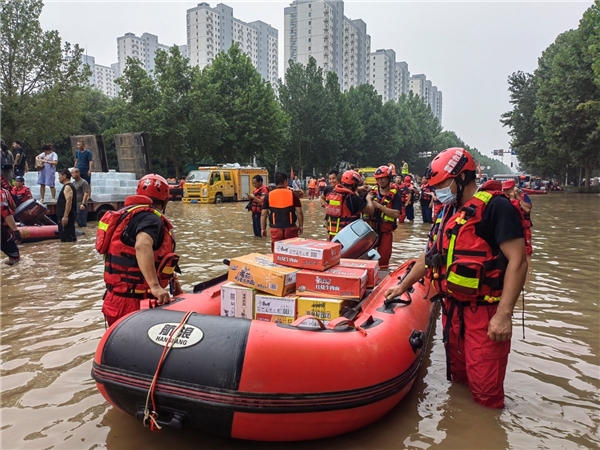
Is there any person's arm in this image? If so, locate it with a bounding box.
[88,152,93,174]
[134,231,170,305]
[74,155,79,167]
[374,197,401,219]
[80,184,90,209]
[13,152,20,169]
[295,206,304,235]
[61,186,73,226]
[487,237,527,342]
[260,209,268,237]
[515,191,532,214]
[361,194,374,216]
[49,153,58,166]
[384,252,428,299]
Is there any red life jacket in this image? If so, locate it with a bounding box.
[98,195,177,299]
[251,185,269,213]
[420,184,433,202]
[318,180,326,189]
[0,188,16,222]
[325,185,360,236]
[425,181,522,303]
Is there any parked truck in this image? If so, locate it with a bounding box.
[182,164,269,204]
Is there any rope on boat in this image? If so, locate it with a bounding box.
[143,311,194,431]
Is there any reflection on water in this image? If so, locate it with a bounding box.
[1,193,599,449]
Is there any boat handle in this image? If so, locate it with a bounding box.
[135,410,187,430]
[327,317,368,336]
[291,315,326,329]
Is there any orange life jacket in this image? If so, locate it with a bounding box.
[267,188,297,228]
[97,195,178,298]
[325,185,361,236]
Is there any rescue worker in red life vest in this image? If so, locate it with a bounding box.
[384,148,527,408]
[11,176,33,206]
[1,186,21,265]
[404,175,419,222]
[325,170,374,241]
[260,172,303,251]
[247,174,270,237]
[364,166,403,268]
[503,179,533,271]
[100,174,183,327]
[419,176,435,224]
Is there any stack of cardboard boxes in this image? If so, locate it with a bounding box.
[221,238,380,327]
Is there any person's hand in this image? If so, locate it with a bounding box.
[79,204,85,210]
[366,192,373,201]
[488,311,512,342]
[149,286,171,306]
[87,170,91,177]
[261,229,267,237]
[61,216,68,225]
[384,284,406,300]
[297,226,303,236]
[13,229,22,243]
[172,278,184,296]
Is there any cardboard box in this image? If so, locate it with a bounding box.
[337,258,380,288]
[273,238,342,271]
[228,253,299,296]
[255,294,297,318]
[296,297,344,327]
[254,313,295,325]
[296,266,368,299]
[220,282,255,319]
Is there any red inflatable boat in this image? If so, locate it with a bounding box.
[521,187,548,195]
[18,225,59,242]
[91,260,437,441]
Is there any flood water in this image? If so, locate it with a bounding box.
[1,193,599,449]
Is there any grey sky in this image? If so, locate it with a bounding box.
[41,1,592,163]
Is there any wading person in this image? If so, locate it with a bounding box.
[56,169,77,242]
[98,174,182,326]
[247,174,269,237]
[385,147,527,408]
[260,172,303,251]
[70,168,91,227]
[0,185,21,265]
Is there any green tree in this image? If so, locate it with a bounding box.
[203,44,287,165]
[0,0,90,148]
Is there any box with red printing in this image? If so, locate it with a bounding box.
[273,238,342,271]
[254,313,295,324]
[337,258,380,288]
[295,266,367,299]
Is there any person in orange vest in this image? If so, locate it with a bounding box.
[317,177,327,197]
[247,174,270,237]
[307,176,318,200]
[385,147,527,409]
[260,172,304,251]
[388,162,397,176]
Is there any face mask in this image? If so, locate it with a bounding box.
[436,180,456,205]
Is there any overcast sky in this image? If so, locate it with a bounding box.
[41,0,592,163]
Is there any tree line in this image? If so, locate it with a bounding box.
[501,1,599,190]
[2,0,511,181]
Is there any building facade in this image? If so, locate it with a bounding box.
[116,32,174,77]
[368,49,396,103]
[284,0,369,90]
[395,61,410,97]
[79,55,118,98]
[186,2,278,84]
[409,74,442,124]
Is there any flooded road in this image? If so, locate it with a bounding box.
[1,193,599,449]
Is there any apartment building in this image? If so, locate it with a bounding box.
[79,55,118,98]
[409,74,443,124]
[186,3,278,84]
[116,32,172,77]
[395,61,410,97]
[368,49,396,103]
[343,18,369,90]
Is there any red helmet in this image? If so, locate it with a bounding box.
[341,170,361,186]
[427,147,476,186]
[137,174,169,202]
[502,179,516,190]
[404,176,412,183]
[374,166,392,179]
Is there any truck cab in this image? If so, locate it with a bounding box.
[183,165,268,204]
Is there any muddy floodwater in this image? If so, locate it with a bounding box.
[1,193,599,449]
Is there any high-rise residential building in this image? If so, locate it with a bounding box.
[179,44,189,59]
[368,49,396,103]
[409,74,442,124]
[116,32,172,77]
[395,61,410,97]
[343,18,369,90]
[186,3,278,84]
[285,0,370,89]
[78,54,118,98]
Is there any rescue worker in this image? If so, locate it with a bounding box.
[385,147,527,408]
[320,170,339,208]
[99,174,182,326]
[401,159,409,176]
[318,177,327,197]
[404,175,419,222]
[364,166,403,268]
[260,172,303,251]
[503,179,533,270]
[307,177,317,200]
[419,176,435,224]
[1,185,21,265]
[388,162,397,176]
[325,170,374,241]
[11,176,33,206]
[247,174,269,237]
